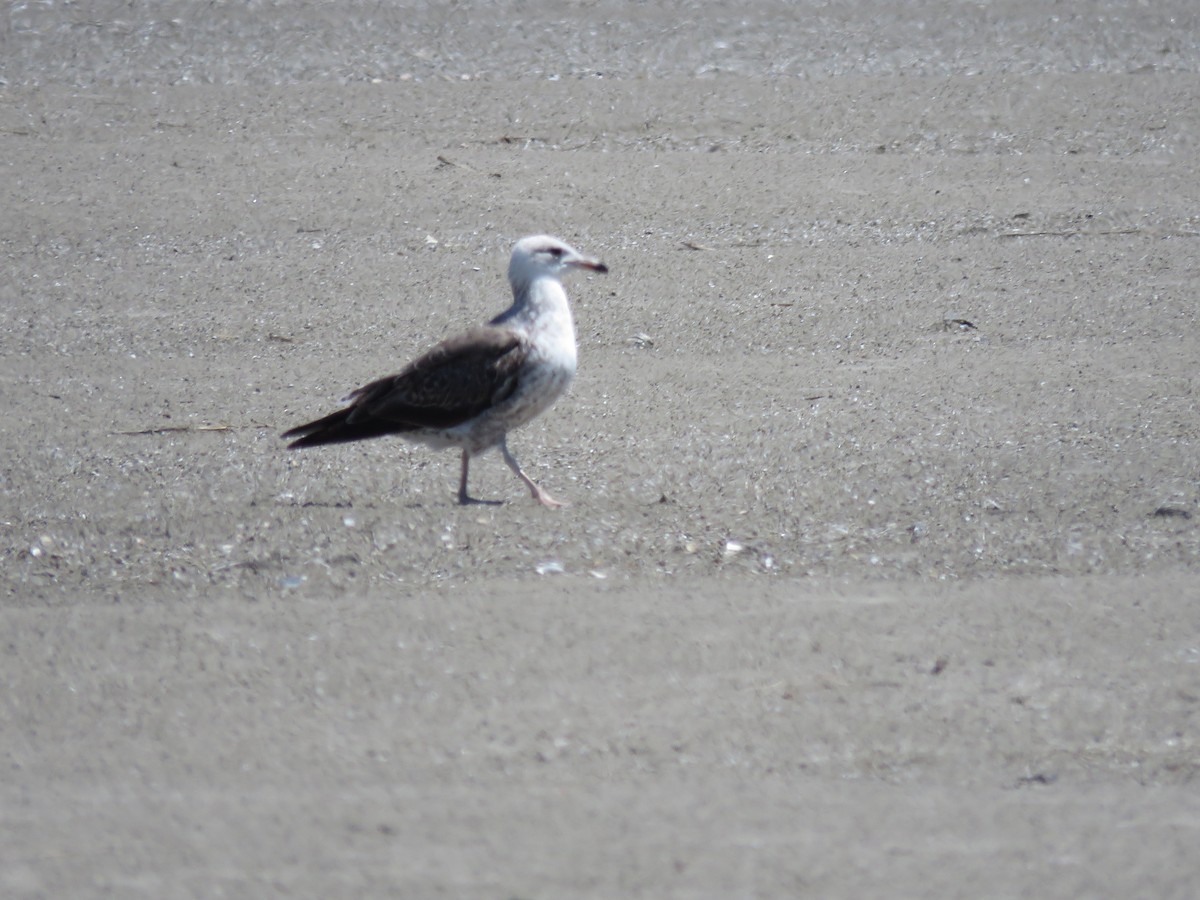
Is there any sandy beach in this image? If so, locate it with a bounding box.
[2,2,1198,896]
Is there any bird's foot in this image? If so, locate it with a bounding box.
[458,492,503,507]
[530,485,568,509]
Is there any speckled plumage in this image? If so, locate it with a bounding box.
[282,235,607,507]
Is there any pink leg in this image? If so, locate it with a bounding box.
[500,439,567,509]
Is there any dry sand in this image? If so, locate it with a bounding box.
[2,2,1199,897]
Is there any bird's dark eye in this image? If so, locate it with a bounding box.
[546,246,564,258]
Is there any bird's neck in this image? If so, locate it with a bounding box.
[501,275,573,332]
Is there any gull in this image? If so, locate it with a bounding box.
[282,235,607,507]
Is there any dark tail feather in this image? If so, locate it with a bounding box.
[282,408,403,448]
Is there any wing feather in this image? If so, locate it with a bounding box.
[283,326,526,447]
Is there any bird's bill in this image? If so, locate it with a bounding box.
[569,256,608,274]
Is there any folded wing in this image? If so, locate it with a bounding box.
[283,327,526,448]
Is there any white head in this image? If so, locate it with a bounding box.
[508,235,608,291]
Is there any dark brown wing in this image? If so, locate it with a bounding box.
[283,326,526,448]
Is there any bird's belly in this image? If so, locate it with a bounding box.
[447,354,573,453]
[506,362,573,428]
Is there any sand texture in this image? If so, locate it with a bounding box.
[2,2,1199,897]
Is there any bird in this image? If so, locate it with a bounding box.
[282,234,608,508]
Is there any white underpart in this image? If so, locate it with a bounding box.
[468,271,577,442]
[427,240,583,456]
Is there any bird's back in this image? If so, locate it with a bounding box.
[283,326,525,448]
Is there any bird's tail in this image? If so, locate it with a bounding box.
[282,408,402,448]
